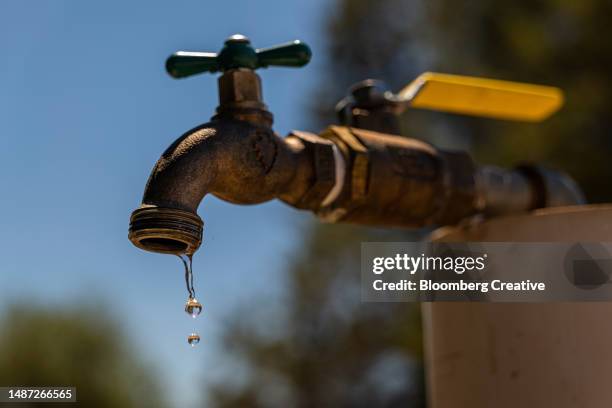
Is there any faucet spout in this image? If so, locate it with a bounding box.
[129,117,316,255]
[129,45,332,256]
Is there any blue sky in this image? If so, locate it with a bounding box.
[0,1,330,405]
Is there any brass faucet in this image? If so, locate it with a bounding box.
[128,34,584,256]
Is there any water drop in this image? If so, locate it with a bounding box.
[177,254,203,346]
[185,297,203,318]
[187,333,201,347]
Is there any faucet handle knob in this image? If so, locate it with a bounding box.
[166,34,312,79]
[256,40,311,68]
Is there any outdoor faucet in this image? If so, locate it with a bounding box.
[129,35,319,254]
[129,34,584,256]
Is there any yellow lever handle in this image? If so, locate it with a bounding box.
[397,72,564,122]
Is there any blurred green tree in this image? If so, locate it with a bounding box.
[0,304,167,408]
[207,0,612,406]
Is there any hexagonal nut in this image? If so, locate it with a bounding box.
[324,126,370,203]
[288,130,337,209]
[218,69,263,104]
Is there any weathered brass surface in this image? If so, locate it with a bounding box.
[316,126,477,227]
[128,110,322,254]
[130,36,319,255]
[129,35,327,254]
[128,35,582,256]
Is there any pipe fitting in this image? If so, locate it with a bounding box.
[316,126,477,227]
[281,130,337,210]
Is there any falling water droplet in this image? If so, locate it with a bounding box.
[177,254,203,346]
[185,297,203,318]
[187,333,201,347]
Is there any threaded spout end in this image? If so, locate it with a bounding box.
[128,207,203,255]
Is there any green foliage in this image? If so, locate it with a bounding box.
[0,304,167,408]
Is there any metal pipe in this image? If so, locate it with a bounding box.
[476,165,586,216]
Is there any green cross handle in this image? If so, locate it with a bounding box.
[166,34,312,78]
